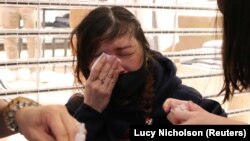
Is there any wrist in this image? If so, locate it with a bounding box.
[3,97,40,132]
[83,100,103,113]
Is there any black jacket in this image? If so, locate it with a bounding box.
[66,51,226,141]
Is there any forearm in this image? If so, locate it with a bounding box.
[209,113,246,125]
[0,99,15,138]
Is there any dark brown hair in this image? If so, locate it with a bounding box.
[219,0,250,102]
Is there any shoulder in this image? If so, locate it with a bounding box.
[149,50,177,72]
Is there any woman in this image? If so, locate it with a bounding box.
[163,0,248,124]
[65,6,226,140]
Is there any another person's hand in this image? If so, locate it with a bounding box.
[84,53,123,112]
[163,98,211,124]
[16,105,84,141]
[163,98,245,125]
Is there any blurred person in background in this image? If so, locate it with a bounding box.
[0,7,42,81]
[163,0,248,125]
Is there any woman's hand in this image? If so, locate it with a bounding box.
[163,98,245,125]
[16,105,84,141]
[163,98,209,124]
[84,53,123,112]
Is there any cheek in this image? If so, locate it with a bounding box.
[119,54,144,72]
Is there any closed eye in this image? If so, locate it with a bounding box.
[116,46,134,56]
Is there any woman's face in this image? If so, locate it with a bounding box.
[92,34,144,73]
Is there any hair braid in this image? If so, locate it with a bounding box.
[139,58,155,118]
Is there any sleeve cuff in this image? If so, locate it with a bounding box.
[74,103,103,122]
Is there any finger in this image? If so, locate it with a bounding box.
[46,111,69,141]
[26,129,55,141]
[104,58,119,88]
[98,55,115,82]
[187,101,206,112]
[163,98,188,112]
[60,113,79,141]
[169,106,192,123]
[88,53,107,82]
[167,112,180,124]
[90,53,106,70]
[107,60,121,93]
[103,67,115,87]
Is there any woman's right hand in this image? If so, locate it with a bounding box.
[84,53,123,112]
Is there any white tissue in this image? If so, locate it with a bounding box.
[174,104,188,111]
[75,123,86,141]
[91,53,110,70]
